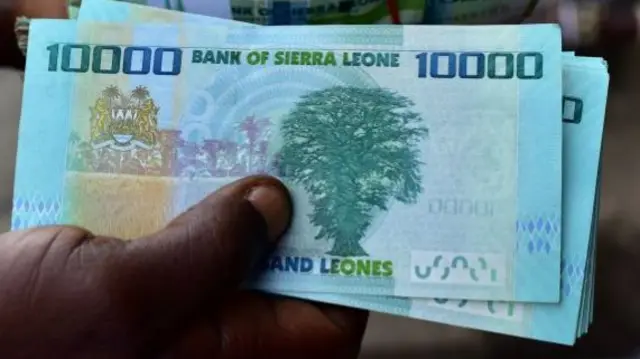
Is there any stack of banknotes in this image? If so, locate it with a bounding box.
[13,0,609,346]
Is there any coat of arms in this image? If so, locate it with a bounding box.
[89,85,160,151]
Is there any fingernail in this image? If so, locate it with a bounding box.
[246,184,292,243]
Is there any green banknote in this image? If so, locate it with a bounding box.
[77,0,568,303]
[15,19,562,301]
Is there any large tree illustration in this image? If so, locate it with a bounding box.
[280,86,428,257]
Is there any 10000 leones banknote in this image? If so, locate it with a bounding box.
[14,20,562,301]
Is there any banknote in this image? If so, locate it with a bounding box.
[286,58,609,345]
[14,20,562,301]
[78,0,568,302]
[104,0,551,25]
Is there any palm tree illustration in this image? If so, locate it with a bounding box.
[131,85,150,105]
[240,115,270,173]
[102,85,121,108]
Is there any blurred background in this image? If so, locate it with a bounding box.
[2,0,640,357]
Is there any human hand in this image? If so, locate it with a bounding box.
[0,0,67,69]
[0,175,368,358]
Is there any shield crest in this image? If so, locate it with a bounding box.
[89,85,160,151]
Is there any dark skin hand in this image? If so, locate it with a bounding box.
[0,176,368,358]
[0,3,367,357]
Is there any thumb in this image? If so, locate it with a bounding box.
[109,175,292,323]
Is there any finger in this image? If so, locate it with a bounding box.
[215,293,368,359]
[1,0,68,68]
[107,175,292,330]
[14,0,68,18]
[163,293,368,359]
[160,324,220,359]
[315,302,369,350]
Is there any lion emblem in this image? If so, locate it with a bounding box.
[89,85,160,151]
